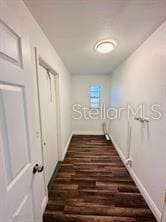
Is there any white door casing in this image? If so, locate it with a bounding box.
[0,7,45,222]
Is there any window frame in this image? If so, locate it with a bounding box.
[89,85,101,109]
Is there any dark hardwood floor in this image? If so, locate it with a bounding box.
[43,135,157,222]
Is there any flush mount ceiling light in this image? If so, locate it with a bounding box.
[95,40,116,54]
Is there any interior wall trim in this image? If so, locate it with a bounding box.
[62,133,73,160]
[41,195,48,216]
[72,130,104,135]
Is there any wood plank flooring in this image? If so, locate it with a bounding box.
[43,135,157,222]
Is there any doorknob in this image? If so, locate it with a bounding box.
[33,164,44,174]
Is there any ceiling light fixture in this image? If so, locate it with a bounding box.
[95,40,116,54]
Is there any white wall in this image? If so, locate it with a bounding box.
[22,1,72,159]
[72,74,109,134]
[109,21,166,221]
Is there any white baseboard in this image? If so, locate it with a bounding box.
[41,194,48,214]
[72,130,104,135]
[109,134,126,163]
[109,133,161,222]
[62,133,73,160]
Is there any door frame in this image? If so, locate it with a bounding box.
[34,48,62,186]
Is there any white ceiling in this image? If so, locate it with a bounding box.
[24,0,166,75]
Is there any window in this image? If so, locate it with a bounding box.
[89,85,101,109]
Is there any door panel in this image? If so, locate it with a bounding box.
[0,84,30,181]
[38,65,58,185]
[13,193,34,222]
[0,19,22,67]
[0,73,35,222]
[0,8,45,222]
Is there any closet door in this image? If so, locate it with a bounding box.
[38,65,58,185]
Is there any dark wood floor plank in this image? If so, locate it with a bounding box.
[44,211,137,222]
[44,135,157,222]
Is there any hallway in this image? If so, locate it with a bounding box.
[0,1,165,221]
[44,135,157,222]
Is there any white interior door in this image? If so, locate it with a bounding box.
[38,65,58,185]
[0,15,45,222]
